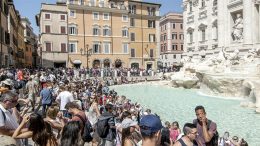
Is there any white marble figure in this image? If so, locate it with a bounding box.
[244,48,258,63]
[232,13,243,42]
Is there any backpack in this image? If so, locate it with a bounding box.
[96,115,113,138]
[13,81,22,90]
[75,114,93,142]
[194,120,219,146]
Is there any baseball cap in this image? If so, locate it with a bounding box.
[121,118,138,129]
[140,115,163,135]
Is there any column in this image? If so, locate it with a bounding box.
[114,69,117,78]
[101,69,104,78]
[243,2,253,44]
[127,71,131,77]
[217,0,225,47]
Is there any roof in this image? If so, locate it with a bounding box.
[129,0,161,7]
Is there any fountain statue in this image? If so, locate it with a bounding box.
[232,13,243,42]
[170,48,260,113]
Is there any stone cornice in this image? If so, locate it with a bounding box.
[227,0,243,9]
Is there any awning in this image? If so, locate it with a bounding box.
[73,60,82,64]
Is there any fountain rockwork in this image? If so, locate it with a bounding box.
[170,48,260,113]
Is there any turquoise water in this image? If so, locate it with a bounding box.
[112,84,260,146]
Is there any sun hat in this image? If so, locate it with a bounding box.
[140,115,163,135]
[121,118,138,128]
[2,79,13,86]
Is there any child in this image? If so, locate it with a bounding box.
[170,121,181,143]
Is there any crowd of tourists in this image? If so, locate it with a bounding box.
[0,68,248,146]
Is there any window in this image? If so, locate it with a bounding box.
[122,29,128,37]
[201,29,206,41]
[103,27,111,36]
[45,25,51,33]
[45,13,50,20]
[45,42,51,52]
[164,34,167,41]
[213,0,217,6]
[103,43,110,54]
[60,26,66,34]
[172,23,175,29]
[99,0,105,7]
[93,12,99,20]
[90,0,96,6]
[180,23,183,29]
[68,25,77,35]
[165,55,167,59]
[179,34,184,40]
[130,18,135,27]
[69,10,76,17]
[79,0,84,5]
[93,27,100,36]
[189,1,193,12]
[181,44,184,50]
[129,5,136,14]
[201,0,205,8]
[172,45,178,50]
[60,15,66,21]
[131,48,135,57]
[172,33,177,40]
[173,55,176,59]
[61,43,67,52]
[161,45,164,52]
[123,43,128,53]
[122,15,128,22]
[150,49,154,58]
[69,42,77,53]
[130,33,135,41]
[147,7,156,16]
[148,20,155,28]
[93,43,101,54]
[103,13,109,20]
[69,0,73,4]
[149,34,156,42]
[189,32,193,43]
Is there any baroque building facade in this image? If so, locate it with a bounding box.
[159,12,184,68]
[37,0,161,69]
[183,0,260,59]
[0,0,9,67]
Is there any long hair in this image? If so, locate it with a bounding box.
[28,113,57,146]
[61,121,81,146]
[121,127,132,146]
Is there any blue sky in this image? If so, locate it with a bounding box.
[13,0,183,34]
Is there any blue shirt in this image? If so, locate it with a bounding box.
[40,88,53,104]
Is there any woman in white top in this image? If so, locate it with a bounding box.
[88,96,100,146]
